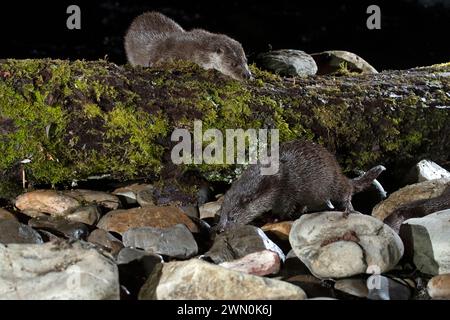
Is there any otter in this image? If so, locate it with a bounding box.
[384,185,450,233]
[214,140,386,232]
[124,12,252,81]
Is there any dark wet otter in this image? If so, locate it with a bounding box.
[215,140,386,232]
[385,185,450,233]
[124,12,252,80]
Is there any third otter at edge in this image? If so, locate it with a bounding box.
[215,140,386,232]
[124,12,252,81]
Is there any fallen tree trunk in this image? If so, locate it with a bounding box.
[0,59,449,198]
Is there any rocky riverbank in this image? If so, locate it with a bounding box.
[0,158,449,300]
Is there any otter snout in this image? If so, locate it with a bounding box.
[228,66,252,81]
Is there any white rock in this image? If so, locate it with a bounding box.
[0,241,120,300]
[289,212,404,279]
[139,259,306,300]
[411,160,450,183]
[402,209,450,275]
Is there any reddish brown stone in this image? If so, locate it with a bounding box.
[97,206,198,235]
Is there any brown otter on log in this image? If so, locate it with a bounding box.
[124,12,252,80]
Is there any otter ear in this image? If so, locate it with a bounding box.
[216,47,224,54]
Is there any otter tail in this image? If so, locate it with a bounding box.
[351,165,386,194]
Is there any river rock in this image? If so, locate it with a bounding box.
[28,216,89,240]
[289,212,404,279]
[219,250,281,276]
[117,248,164,299]
[367,275,411,300]
[199,197,223,220]
[38,230,64,242]
[0,208,17,221]
[63,189,120,211]
[136,189,156,207]
[404,160,450,184]
[139,259,306,300]
[284,274,335,298]
[334,278,369,298]
[152,183,197,207]
[66,205,101,225]
[278,250,312,279]
[87,229,124,256]
[311,50,378,75]
[117,247,163,264]
[122,224,198,259]
[372,178,450,221]
[15,190,81,217]
[204,225,285,264]
[178,205,199,219]
[401,209,450,275]
[0,219,43,244]
[427,274,450,299]
[113,183,154,205]
[0,241,119,299]
[97,205,198,235]
[262,221,293,241]
[257,49,317,76]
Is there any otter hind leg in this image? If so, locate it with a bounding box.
[337,198,358,218]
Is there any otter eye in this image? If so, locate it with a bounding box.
[240,195,251,205]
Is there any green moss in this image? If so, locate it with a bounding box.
[104,103,168,173]
[250,64,283,84]
[83,103,102,119]
[0,58,449,193]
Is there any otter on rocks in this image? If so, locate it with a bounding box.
[124,12,252,80]
[215,140,386,232]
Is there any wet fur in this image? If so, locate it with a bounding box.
[215,140,385,232]
[124,12,251,80]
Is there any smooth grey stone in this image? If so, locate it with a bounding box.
[257,49,317,76]
[122,224,198,259]
[204,225,285,264]
[28,216,89,240]
[0,219,43,244]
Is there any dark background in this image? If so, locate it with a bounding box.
[0,0,449,70]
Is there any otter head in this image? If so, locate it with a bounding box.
[213,166,278,233]
[193,30,252,81]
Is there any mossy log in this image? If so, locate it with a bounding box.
[0,59,449,198]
